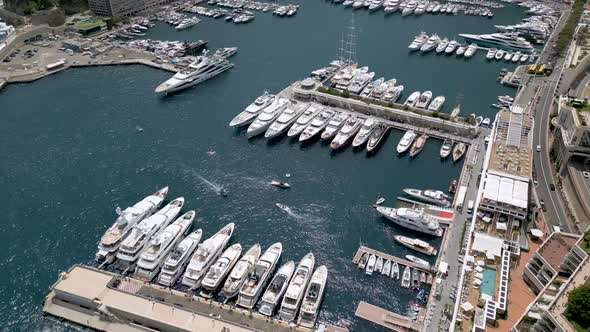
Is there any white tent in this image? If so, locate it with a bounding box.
[461,302,475,312]
[473,279,482,286]
[475,272,484,279]
[475,266,483,273]
[486,252,495,261]
[477,260,485,267]
[439,261,449,275]
[482,216,492,223]
[530,229,543,238]
[496,222,508,231]
[465,265,473,272]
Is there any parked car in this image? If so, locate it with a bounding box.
[550,183,556,191]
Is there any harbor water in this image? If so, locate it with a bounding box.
[0,1,525,331]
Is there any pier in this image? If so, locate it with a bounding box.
[355,301,422,332]
[352,245,436,274]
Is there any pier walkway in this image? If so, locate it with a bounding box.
[352,245,436,274]
[355,301,421,331]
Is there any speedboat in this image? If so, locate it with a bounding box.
[475,116,484,126]
[452,142,467,162]
[259,260,296,316]
[367,123,389,153]
[287,104,322,138]
[299,109,335,142]
[270,180,290,188]
[428,95,445,111]
[495,49,505,60]
[297,265,328,328]
[157,229,202,287]
[365,254,376,275]
[375,206,444,236]
[181,223,235,289]
[96,187,168,263]
[391,262,400,279]
[134,210,195,281]
[401,266,411,288]
[409,133,428,157]
[394,235,437,255]
[358,252,369,269]
[520,54,529,62]
[482,118,491,127]
[444,40,459,54]
[275,203,292,214]
[352,118,377,148]
[406,254,431,268]
[321,112,349,140]
[238,242,283,309]
[382,260,391,276]
[404,91,421,107]
[415,91,432,109]
[403,188,451,207]
[375,256,383,273]
[397,130,416,154]
[360,77,384,98]
[420,34,440,52]
[221,244,261,299]
[449,179,458,193]
[247,98,290,138]
[464,43,478,58]
[330,117,363,150]
[229,92,275,127]
[412,268,420,288]
[200,243,243,298]
[265,102,309,138]
[504,51,513,61]
[486,48,497,60]
[440,138,453,158]
[279,252,315,321]
[436,38,449,53]
[408,32,429,51]
[512,51,521,62]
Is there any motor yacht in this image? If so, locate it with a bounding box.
[394,235,438,255]
[265,102,309,138]
[401,266,411,288]
[391,262,400,279]
[200,243,243,298]
[366,123,389,153]
[382,260,392,276]
[420,34,440,52]
[406,254,431,268]
[456,43,467,56]
[464,43,478,58]
[212,47,238,59]
[404,91,421,107]
[396,130,416,154]
[155,53,233,94]
[330,117,363,150]
[415,1,426,14]
[299,109,335,142]
[495,49,505,60]
[452,142,467,162]
[372,79,395,99]
[321,112,349,140]
[403,188,451,207]
[375,206,444,236]
[229,92,275,127]
[297,266,328,328]
[415,91,432,109]
[436,38,449,53]
[402,0,417,16]
[512,51,521,62]
[360,77,384,98]
[259,261,296,316]
[459,32,533,52]
[223,244,262,299]
[237,242,283,309]
[409,133,428,157]
[444,40,459,54]
[352,118,376,148]
[279,252,315,321]
[486,48,497,60]
[347,71,375,95]
[408,32,429,51]
[439,138,453,158]
[428,95,445,111]
[368,0,384,11]
[365,254,376,275]
[247,98,290,138]
[157,229,202,287]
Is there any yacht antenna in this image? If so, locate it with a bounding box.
[345,13,357,64]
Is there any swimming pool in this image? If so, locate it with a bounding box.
[481,268,497,297]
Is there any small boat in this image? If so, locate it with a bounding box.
[409,133,428,157]
[482,118,491,127]
[448,179,457,193]
[427,95,445,112]
[486,48,497,60]
[504,51,513,61]
[452,142,466,162]
[270,181,290,188]
[412,269,420,288]
[406,254,431,268]
[450,103,460,118]
[420,272,427,284]
[358,252,369,269]
[391,262,400,279]
[495,49,505,60]
[401,266,411,288]
[365,254,376,275]
[394,235,438,255]
[382,260,391,276]
[275,203,292,214]
[136,125,144,132]
[475,116,484,126]
[440,138,453,159]
[375,256,384,273]
[366,123,389,153]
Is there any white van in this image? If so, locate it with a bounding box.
[467,200,474,214]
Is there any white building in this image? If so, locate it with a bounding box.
[0,20,15,43]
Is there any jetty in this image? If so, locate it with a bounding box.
[355,301,422,331]
[352,245,436,274]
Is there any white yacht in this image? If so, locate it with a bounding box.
[420,34,440,52]
[408,32,429,51]
[375,206,444,236]
[288,104,322,138]
[402,0,417,16]
[330,117,363,150]
[401,266,411,288]
[415,91,432,109]
[456,43,467,56]
[495,49,505,60]
[279,252,315,321]
[134,210,195,281]
[436,38,449,53]
[259,261,296,316]
[366,123,389,153]
[428,95,445,111]
[222,244,262,299]
[404,91,421,107]
[155,54,233,94]
[415,1,427,14]
[352,118,376,148]
[347,71,375,95]
[368,0,384,10]
[265,102,309,139]
[371,79,394,99]
[459,33,533,52]
[299,109,335,142]
[403,188,451,207]
[486,48,497,60]
[157,229,202,287]
[237,242,283,309]
[444,40,459,54]
[464,43,478,58]
[96,187,168,263]
[181,223,235,289]
[439,138,453,158]
[360,77,384,98]
[321,112,349,140]
[297,265,328,328]
[200,243,243,297]
[383,85,404,102]
[247,98,290,138]
[115,197,184,271]
[397,130,416,154]
[229,92,275,127]
[175,17,200,30]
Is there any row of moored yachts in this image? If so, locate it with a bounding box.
[357,253,434,290]
[396,129,466,161]
[336,0,494,17]
[95,187,327,328]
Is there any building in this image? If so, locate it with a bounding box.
[551,96,590,175]
[0,20,15,43]
[88,0,175,17]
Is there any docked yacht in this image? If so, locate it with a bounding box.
[402,0,417,16]
[247,98,290,138]
[213,47,238,59]
[96,187,168,263]
[279,252,315,321]
[134,210,195,281]
[229,92,275,127]
[330,117,363,150]
[408,32,429,51]
[157,229,202,286]
[486,48,497,60]
[397,130,416,154]
[428,95,445,111]
[420,34,440,52]
[237,242,283,309]
[115,197,184,271]
[360,77,384,98]
[458,33,533,52]
[288,104,322,138]
[382,260,392,276]
[223,244,262,299]
[452,142,467,162]
[436,38,449,53]
[297,265,328,328]
[464,43,478,58]
[365,254,376,275]
[265,102,309,139]
[366,123,389,153]
[200,243,243,297]
[155,54,233,94]
[406,254,431,268]
[181,223,235,289]
[321,112,349,140]
[401,266,411,288]
[336,66,367,90]
[415,1,427,14]
[495,49,505,60]
[403,188,451,207]
[259,261,296,316]
[415,91,432,109]
[368,0,384,10]
[300,109,335,142]
[352,118,376,148]
[404,91,421,107]
[456,43,467,56]
[439,138,453,158]
[409,133,428,157]
[175,17,200,30]
[348,71,375,95]
[375,206,444,236]
[394,235,438,255]
[444,40,459,54]
[372,79,395,99]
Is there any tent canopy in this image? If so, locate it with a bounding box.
[461,302,475,312]
[439,261,449,274]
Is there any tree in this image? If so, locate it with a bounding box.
[564,285,590,329]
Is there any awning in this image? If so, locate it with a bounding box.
[486,252,495,260]
[475,272,484,279]
[530,229,543,238]
[439,261,449,274]
[482,216,492,223]
[496,222,508,231]
[465,265,473,272]
[473,279,482,286]
[477,260,485,267]
[461,302,475,312]
[475,266,483,273]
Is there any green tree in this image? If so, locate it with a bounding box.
[565,285,590,329]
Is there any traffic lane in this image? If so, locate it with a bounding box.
[570,161,590,218]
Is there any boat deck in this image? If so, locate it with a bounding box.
[352,245,435,274]
[354,301,422,331]
[395,197,455,225]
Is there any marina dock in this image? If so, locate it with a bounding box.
[355,301,422,332]
[352,245,436,274]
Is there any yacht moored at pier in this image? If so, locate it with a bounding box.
[394,235,438,256]
[409,133,428,157]
[321,112,349,140]
[288,105,322,138]
[299,109,335,142]
[453,142,467,162]
[375,206,444,236]
[401,266,411,288]
[157,229,202,286]
[406,254,431,268]
[259,261,296,316]
[397,130,416,154]
[265,102,309,138]
[403,188,451,207]
[200,243,243,298]
[366,123,389,152]
[223,244,262,299]
[237,242,283,309]
[440,138,453,158]
[330,117,363,150]
[428,95,445,112]
[408,32,429,51]
[229,92,275,127]
[458,32,533,52]
[247,98,290,138]
[352,118,376,147]
[297,265,328,328]
[279,252,315,321]
[404,91,421,107]
[415,91,432,109]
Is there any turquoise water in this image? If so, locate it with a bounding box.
[481,267,497,297]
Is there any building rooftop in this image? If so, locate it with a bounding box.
[471,232,505,259]
[488,108,533,179]
[538,233,579,272]
[482,173,529,209]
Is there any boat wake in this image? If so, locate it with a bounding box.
[196,174,227,196]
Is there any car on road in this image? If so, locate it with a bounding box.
[550,183,556,191]
[540,200,546,212]
[536,145,541,152]
[583,171,590,179]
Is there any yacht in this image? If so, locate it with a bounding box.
[409,133,428,157]
[415,91,432,109]
[512,51,521,62]
[371,79,394,99]
[368,0,384,11]
[375,256,383,273]
[452,142,467,162]
[300,109,335,142]
[415,1,427,14]
[330,117,363,150]
[200,243,243,297]
[297,266,328,328]
[394,235,438,255]
[352,0,364,8]
[456,43,467,56]
[352,118,377,148]
[155,54,234,94]
[321,112,349,140]
[237,242,283,309]
[96,187,168,263]
[181,223,235,289]
[157,229,202,286]
[279,252,315,321]
[464,43,478,58]
[486,48,497,60]
[520,54,529,62]
[247,98,290,138]
[439,138,453,158]
[482,117,491,127]
[444,40,459,54]
[403,188,451,207]
[408,32,429,51]
[375,206,444,236]
[420,34,440,52]
[287,104,322,138]
[436,38,449,53]
[383,0,401,13]
[342,0,354,6]
[406,254,431,268]
[383,84,403,102]
[495,49,505,60]
[175,17,200,30]
[222,244,262,299]
[397,130,416,154]
[458,33,533,52]
[348,71,375,95]
[115,198,184,271]
[360,77,384,98]
[432,3,441,13]
[336,66,368,90]
[382,260,392,276]
[404,91,421,107]
[366,123,389,152]
[402,0,417,16]
[412,268,420,288]
[265,102,309,139]
[229,92,275,127]
[428,95,445,111]
[213,47,238,59]
[259,261,296,316]
[401,266,411,288]
[134,210,195,281]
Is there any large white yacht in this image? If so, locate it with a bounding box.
[299,109,335,142]
[181,223,235,289]
[200,243,243,298]
[222,244,262,299]
[288,104,322,138]
[237,242,283,309]
[247,98,290,138]
[402,0,417,16]
[320,112,349,140]
[157,229,202,287]
[347,71,375,95]
[330,117,363,150]
[415,91,433,109]
[115,197,184,271]
[404,91,421,107]
[458,33,533,52]
[155,53,234,94]
[397,130,416,154]
[134,210,195,281]
[352,118,376,148]
[403,188,451,207]
[383,84,404,102]
[375,206,443,236]
[279,252,315,321]
[259,261,296,316]
[408,32,429,51]
[297,265,328,328]
[229,92,275,127]
[265,103,309,139]
[96,187,168,263]
[420,34,440,52]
